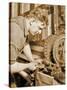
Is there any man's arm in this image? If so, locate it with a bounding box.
[10,61,37,73]
[23,44,34,62]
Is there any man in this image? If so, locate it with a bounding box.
[9,15,45,86]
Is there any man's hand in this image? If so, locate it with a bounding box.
[28,61,38,71]
[28,59,44,71]
[33,59,44,69]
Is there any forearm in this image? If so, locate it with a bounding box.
[10,62,32,73]
[23,44,34,62]
[19,71,32,85]
[10,60,37,73]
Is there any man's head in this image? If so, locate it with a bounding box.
[25,16,46,36]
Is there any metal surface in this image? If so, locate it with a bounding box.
[53,34,65,67]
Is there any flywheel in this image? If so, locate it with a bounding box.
[53,34,65,67]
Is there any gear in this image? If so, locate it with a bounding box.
[44,34,57,63]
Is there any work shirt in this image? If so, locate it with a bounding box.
[9,16,27,64]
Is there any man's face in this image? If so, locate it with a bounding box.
[28,17,45,35]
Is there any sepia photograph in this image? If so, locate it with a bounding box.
[9,2,65,87]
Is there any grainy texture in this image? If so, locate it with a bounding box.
[9,3,65,87]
